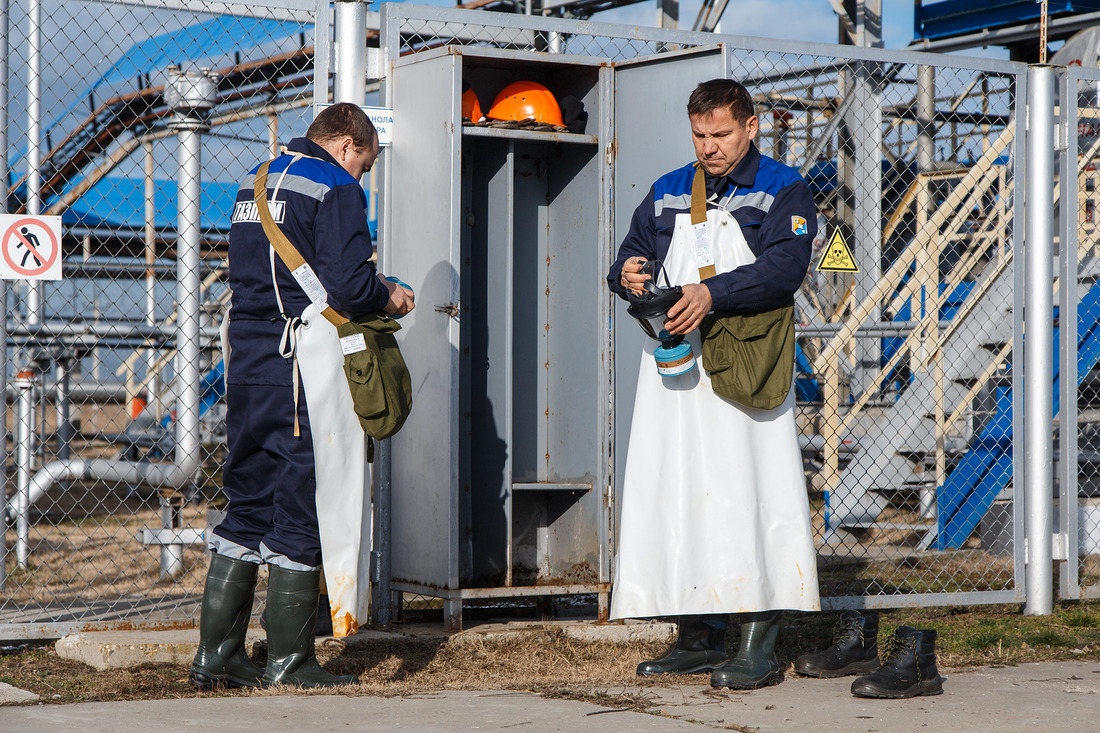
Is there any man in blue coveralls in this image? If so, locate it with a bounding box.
[190,103,414,690]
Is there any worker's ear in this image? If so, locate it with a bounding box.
[337,135,356,161]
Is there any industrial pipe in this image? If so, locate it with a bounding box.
[1,68,214,550]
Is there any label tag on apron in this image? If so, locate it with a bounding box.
[692,222,714,269]
[692,221,717,280]
[291,263,330,311]
[340,332,368,355]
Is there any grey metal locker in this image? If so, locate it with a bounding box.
[384,46,613,628]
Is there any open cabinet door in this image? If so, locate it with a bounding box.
[611,44,729,519]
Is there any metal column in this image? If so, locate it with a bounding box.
[1024,65,1055,616]
[25,0,41,324]
[334,0,368,106]
[0,0,9,593]
[916,66,935,172]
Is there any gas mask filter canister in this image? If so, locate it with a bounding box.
[626,260,697,378]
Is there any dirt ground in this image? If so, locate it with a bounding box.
[2,602,1098,707]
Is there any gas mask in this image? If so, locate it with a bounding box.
[626,260,697,377]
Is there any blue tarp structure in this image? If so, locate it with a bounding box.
[63,177,239,233]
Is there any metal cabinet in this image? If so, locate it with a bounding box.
[382,43,726,629]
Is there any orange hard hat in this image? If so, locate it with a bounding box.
[462,87,483,121]
[487,81,563,126]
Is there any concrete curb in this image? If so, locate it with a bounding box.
[0,681,40,704]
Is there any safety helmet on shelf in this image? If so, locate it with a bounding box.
[486,81,564,127]
[462,86,483,121]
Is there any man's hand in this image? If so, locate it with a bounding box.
[664,283,712,335]
[619,256,651,295]
[380,275,415,317]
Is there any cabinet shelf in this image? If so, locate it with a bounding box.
[462,124,598,145]
[513,482,593,492]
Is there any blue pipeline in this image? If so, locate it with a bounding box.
[160,359,225,429]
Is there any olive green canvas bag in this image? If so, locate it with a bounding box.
[689,164,794,411]
[254,160,413,439]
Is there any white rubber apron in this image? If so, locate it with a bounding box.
[610,206,820,620]
[295,303,372,637]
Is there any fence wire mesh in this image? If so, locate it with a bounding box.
[0,1,317,636]
[385,5,1027,611]
[0,0,1072,638]
[1062,68,1100,601]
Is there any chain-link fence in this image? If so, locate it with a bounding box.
[380,5,1028,621]
[0,0,1080,637]
[1060,64,1100,603]
[0,0,317,637]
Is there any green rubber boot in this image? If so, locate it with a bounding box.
[710,611,783,690]
[261,565,359,689]
[637,615,728,676]
[189,553,263,690]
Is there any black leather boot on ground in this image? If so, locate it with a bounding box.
[262,565,359,689]
[710,610,783,690]
[851,626,945,699]
[189,553,264,690]
[637,615,728,676]
[793,609,880,678]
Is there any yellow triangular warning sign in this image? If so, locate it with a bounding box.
[816,229,859,272]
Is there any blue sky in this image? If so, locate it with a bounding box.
[591,0,920,48]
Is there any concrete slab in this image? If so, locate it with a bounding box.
[0,681,39,705]
[53,620,675,670]
[448,619,676,646]
[0,690,700,732]
[54,630,262,672]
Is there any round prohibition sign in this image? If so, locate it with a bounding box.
[2,217,59,277]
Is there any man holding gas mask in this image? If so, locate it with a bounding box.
[607,79,820,690]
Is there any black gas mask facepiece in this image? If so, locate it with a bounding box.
[625,260,698,377]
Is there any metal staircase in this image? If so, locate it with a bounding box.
[819,121,1100,548]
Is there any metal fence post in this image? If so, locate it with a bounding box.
[25,0,41,325]
[0,0,8,594]
[1024,64,1055,616]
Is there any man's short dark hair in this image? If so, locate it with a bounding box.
[307,102,378,151]
[687,79,755,123]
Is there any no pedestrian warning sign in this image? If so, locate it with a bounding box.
[0,215,63,281]
[816,228,859,273]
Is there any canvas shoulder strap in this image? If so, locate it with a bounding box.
[253,160,349,327]
[690,164,717,281]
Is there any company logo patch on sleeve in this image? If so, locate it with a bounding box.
[231,200,285,224]
[791,215,808,236]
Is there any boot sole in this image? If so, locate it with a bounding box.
[637,662,722,677]
[851,680,944,699]
[189,668,262,691]
[712,670,784,690]
[794,658,881,678]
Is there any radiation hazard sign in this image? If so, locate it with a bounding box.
[0,215,63,280]
[816,228,859,273]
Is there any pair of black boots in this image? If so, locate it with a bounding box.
[793,610,945,699]
[638,612,784,690]
[189,553,358,690]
